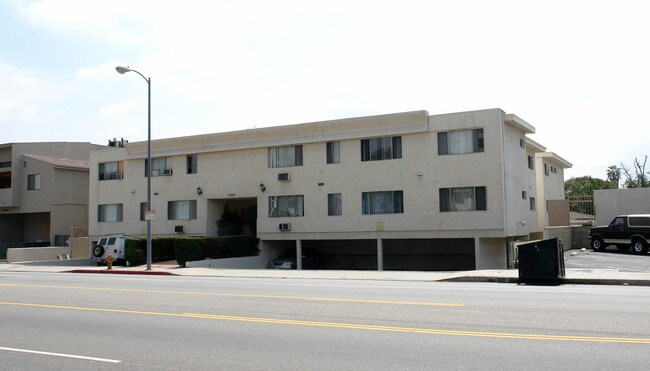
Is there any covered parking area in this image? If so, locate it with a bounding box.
[263,238,476,271]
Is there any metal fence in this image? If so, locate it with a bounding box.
[567,196,596,226]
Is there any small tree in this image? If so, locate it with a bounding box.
[620,156,649,188]
[217,203,242,236]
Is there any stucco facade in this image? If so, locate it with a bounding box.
[88,109,570,270]
[0,142,103,248]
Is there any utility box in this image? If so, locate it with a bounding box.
[518,238,565,285]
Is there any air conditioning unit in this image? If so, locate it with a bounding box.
[278,173,290,181]
[279,223,291,231]
[116,173,124,179]
[175,225,184,233]
[163,169,173,176]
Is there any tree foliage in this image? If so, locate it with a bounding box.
[564,176,615,197]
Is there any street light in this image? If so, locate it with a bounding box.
[116,65,153,271]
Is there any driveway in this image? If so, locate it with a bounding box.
[565,249,650,273]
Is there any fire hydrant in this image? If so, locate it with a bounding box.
[106,254,114,270]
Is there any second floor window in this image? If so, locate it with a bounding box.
[98,204,123,222]
[99,161,122,180]
[268,195,304,217]
[361,136,402,161]
[362,191,403,214]
[27,174,41,191]
[326,141,340,164]
[438,128,484,155]
[187,154,197,174]
[268,145,303,168]
[145,157,171,177]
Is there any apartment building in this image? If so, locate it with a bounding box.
[89,108,571,270]
[0,142,104,249]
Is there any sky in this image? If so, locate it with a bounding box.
[1,0,649,180]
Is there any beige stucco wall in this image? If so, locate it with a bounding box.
[7,246,71,262]
[594,188,650,225]
[88,109,570,269]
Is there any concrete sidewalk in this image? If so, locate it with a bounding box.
[1,259,649,286]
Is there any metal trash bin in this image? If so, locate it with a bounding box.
[518,238,565,285]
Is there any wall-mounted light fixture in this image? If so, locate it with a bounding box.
[196,187,203,195]
[259,183,266,192]
[518,220,527,226]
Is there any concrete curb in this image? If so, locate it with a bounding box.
[68,269,176,276]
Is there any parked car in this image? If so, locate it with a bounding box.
[589,214,650,254]
[269,248,323,269]
[92,234,127,266]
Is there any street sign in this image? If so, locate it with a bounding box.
[144,210,155,221]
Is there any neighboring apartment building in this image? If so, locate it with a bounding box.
[0,142,103,248]
[89,108,571,270]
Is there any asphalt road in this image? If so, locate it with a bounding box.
[1,272,650,370]
[565,249,650,272]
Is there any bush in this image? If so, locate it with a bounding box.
[125,238,146,266]
[153,238,176,261]
[204,236,259,259]
[175,237,205,267]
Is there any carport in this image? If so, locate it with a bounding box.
[268,238,476,271]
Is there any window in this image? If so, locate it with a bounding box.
[168,200,197,220]
[527,156,534,170]
[362,191,403,215]
[99,161,122,180]
[522,191,527,200]
[268,145,303,168]
[326,141,340,164]
[145,157,171,176]
[268,195,304,217]
[530,197,536,211]
[0,172,11,189]
[361,137,402,161]
[520,138,526,148]
[98,204,123,222]
[544,164,550,176]
[187,154,197,174]
[328,193,342,216]
[438,129,484,155]
[27,174,41,191]
[439,186,486,212]
[139,202,147,221]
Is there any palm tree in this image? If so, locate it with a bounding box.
[606,165,621,189]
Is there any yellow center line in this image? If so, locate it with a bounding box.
[0,283,464,307]
[0,301,647,344]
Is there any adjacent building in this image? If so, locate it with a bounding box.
[89,108,571,270]
[0,142,104,249]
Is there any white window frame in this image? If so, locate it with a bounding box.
[326,141,340,164]
[328,193,342,216]
[361,137,402,162]
[361,191,403,215]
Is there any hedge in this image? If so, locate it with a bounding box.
[125,236,260,267]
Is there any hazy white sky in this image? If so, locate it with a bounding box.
[1,0,648,179]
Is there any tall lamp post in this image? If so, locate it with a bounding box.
[115,66,152,271]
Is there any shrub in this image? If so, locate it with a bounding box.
[152,238,176,261]
[204,235,259,259]
[125,238,146,266]
[175,237,205,267]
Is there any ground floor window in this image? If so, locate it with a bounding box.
[168,200,197,220]
[269,195,304,217]
[98,204,123,222]
[439,186,486,212]
[362,191,403,214]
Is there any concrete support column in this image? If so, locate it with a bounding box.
[296,239,303,270]
[377,238,383,271]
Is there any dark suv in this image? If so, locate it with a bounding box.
[589,214,650,254]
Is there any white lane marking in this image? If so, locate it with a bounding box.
[0,346,121,363]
